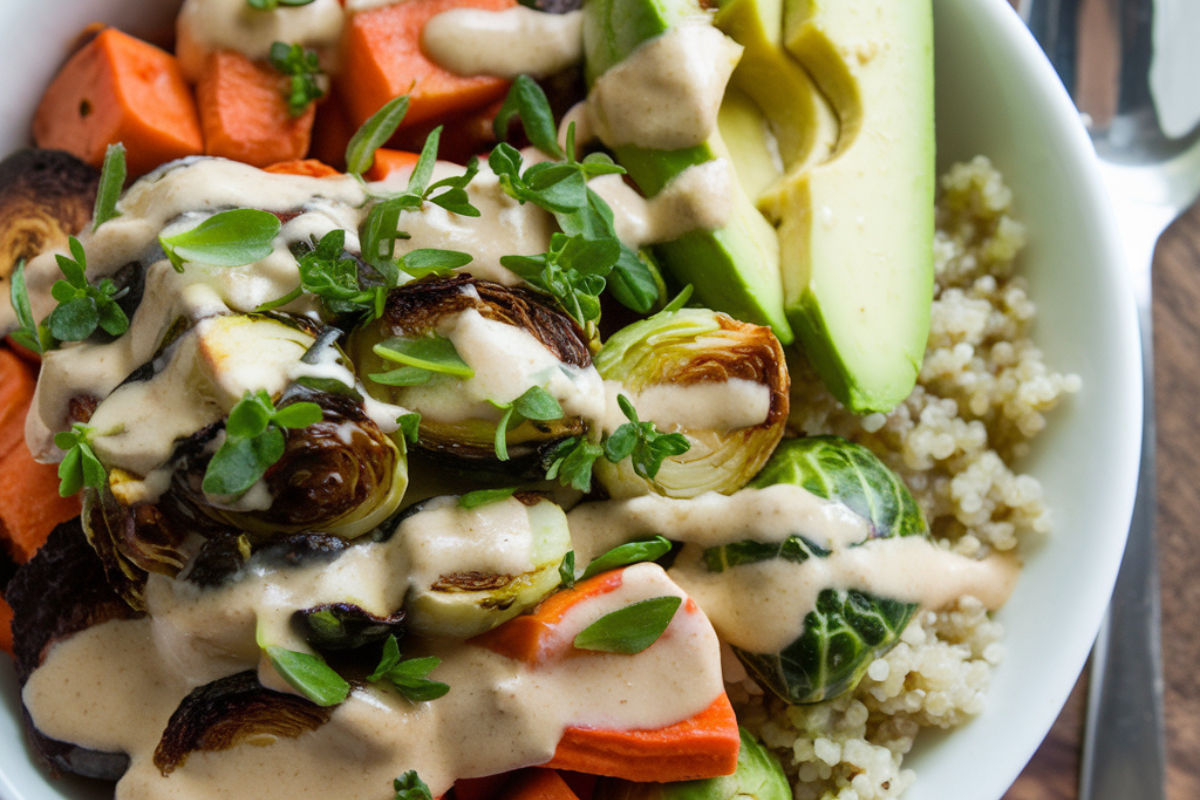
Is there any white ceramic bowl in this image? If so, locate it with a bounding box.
[0,1,1142,800]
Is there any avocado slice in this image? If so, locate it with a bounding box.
[582,0,794,345]
[759,0,935,413]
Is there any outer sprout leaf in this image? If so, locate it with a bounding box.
[93,143,126,230]
[573,596,681,654]
[264,646,350,707]
[397,412,421,443]
[346,94,411,177]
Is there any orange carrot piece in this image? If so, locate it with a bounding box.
[454,773,514,800]
[366,149,422,182]
[0,597,12,657]
[32,28,203,177]
[309,93,355,170]
[264,159,342,178]
[340,0,515,131]
[556,772,596,800]
[546,695,741,783]
[501,770,579,800]
[0,350,36,461]
[197,50,316,168]
[474,570,627,666]
[476,570,740,782]
[0,440,81,565]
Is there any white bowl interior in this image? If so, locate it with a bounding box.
[0,1,1143,800]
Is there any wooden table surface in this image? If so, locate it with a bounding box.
[999,202,1200,800]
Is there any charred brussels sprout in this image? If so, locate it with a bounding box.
[593,308,789,498]
[348,275,602,472]
[398,493,572,639]
[715,437,929,704]
[594,728,789,800]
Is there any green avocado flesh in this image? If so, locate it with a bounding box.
[582,0,794,345]
[760,0,936,413]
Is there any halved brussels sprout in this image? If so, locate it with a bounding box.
[347,275,601,472]
[593,308,789,498]
[594,728,789,800]
[153,671,333,776]
[399,493,572,639]
[717,436,928,704]
[295,603,406,652]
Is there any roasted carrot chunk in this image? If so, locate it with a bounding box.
[197,50,317,168]
[264,159,342,178]
[308,93,355,170]
[366,149,422,182]
[340,0,515,131]
[475,569,741,782]
[33,28,203,177]
[500,770,579,800]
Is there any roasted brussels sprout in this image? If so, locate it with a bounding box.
[348,275,602,472]
[0,148,99,330]
[153,671,333,776]
[594,728,789,800]
[398,493,572,639]
[296,603,406,652]
[8,518,142,779]
[593,308,789,498]
[708,436,929,704]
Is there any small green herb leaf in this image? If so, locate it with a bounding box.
[393,771,433,800]
[159,209,281,272]
[202,390,322,497]
[247,0,317,10]
[573,596,682,654]
[264,646,350,707]
[559,551,576,589]
[542,436,603,492]
[397,412,421,444]
[93,143,126,230]
[459,487,518,509]
[346,94,411,177]
[54,424,106,497]
[369,636,449,702]
[269,42,324,116]
[603,395,691,481]
[580,537,672,581]
[494,74,563,159]
[8,261,47,354]
[489,385,563,462]
[43,238,130,343]
[373,336,474,378]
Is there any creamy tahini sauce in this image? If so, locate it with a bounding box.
[567,487,1020,654]
[587,25,743,151]
[176,0,345,82]
[588,160,735,246]
[601,377,770,435]
[423,8,584,79]
[400,306,605,425]
[24,563,722,800]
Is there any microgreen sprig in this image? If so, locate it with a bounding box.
[581,537,673,582]
[370,335,474,387]
[490,76,659,316]
[346,94,412,178]
[269,42,324,117]
[396,412,422,444]
[202,389,322,497]
[159,209,282,272]
[93,142,126,230]
[459,487,518,509]
[9,261,49,355]
[54,423,107,497]
[264,645,350,707]
[542,436,604,493]
[258,229,385,317]
[369,635,449,702]
[44,236,129,343]
[501,233,616,340]
[573,596,682,654]
[393,771,433,800]
[489,385,562,461]
[605,394,691,480]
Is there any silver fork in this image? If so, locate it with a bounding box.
[1020,1,1200,798]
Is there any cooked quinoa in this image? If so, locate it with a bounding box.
[732,156,1081,800]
